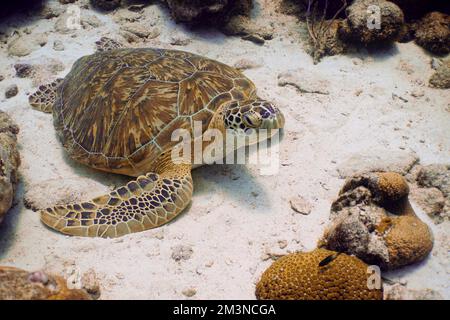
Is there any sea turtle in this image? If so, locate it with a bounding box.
[29,39,285,238]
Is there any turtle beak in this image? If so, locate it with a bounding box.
[260,106,285,130]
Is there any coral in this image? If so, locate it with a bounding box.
[384,216,433,269]
[0,267,92,300]
[339,0,404,44]
[165,0,252,25]
[321,172,433,270]
[0,112,20,224]
[255,248,383,300]
[415,12,450,55]
[90,0,121,11]
[429,58,450,89]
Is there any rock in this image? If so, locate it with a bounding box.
[339,0,404,44]
[8,34,47,57]
[170,33,192,46]
[222,15,274,41]
[429,58,450,89]
[277,68,329,94]
[336,149,418,178]
[23,177,110,211]
[233,58,262,70]
[4,85,19,99]
[40,1,65,19]
[53,40,65,51]
[181,287,197,297]
[81,14,103,29]
[166,0,252,25]
[416,164,450,197]
[90,0,121,11]
[14,63,34,78]
[0,75,4,82]
[384,284,444,300]
[171,245,193,261]
[415,12,450,55]
[80,269,101,300]
[410,186,447,223]
[112,8,142,23]
[55,12,81,33]
[289,195,312,215]
[320,172,433,270]
[0,112,20,224]
[120,23,160,39]
[0,266,92,300]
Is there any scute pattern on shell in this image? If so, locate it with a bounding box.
[53,48,256,176]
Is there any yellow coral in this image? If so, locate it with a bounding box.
[376,172,409,201]
[0,266,92,300]
[255,249,383,300]
[384,216,433,269]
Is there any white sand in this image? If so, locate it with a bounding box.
[0,0,449,299]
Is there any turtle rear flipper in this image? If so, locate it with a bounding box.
[29,78,63,113]
[95,37,124,52]
[40,164,193,238]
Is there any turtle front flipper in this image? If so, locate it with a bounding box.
[29,78,64,113]
[40,165,193,238]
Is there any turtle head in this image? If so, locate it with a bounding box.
[223,100,285,133]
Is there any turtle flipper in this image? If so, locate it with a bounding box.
[95,37,124,52]
[29,78,63,113]
[40,165,193,238]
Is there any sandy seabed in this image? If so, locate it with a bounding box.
[0,0,449,299]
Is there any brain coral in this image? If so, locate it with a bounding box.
[0,266,92,300]
[383,216,434,269]
[255,249,383,300]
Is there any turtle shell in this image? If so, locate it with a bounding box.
[53,48,257,176]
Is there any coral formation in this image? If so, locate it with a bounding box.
[165,0,253,25]
[339,0,404,44]
[90,0,122,11]
[0,112,20,224]
[415,12,450,55]
[0,267,92,300]
[255,248,383,300]
[321,172,433,270]
[429,58,450,89]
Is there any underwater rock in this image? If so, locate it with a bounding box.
[53,40,65,51]
[90,0,122,11]
[416,164,450,197]
[289,195,312,215]
[410,186,446,223]
[339,0,404,44]
[384,283,444,300]
[7,34,47,57]
[4,84,19,99]
[255,248,383,300]
[120,22,160,39]
[336,149,418,178]
[0,112,20,224]
[171,245,193,261]
[429,58,450,89]
[320,172,433,270]
[23,177,110,212]
[222,14,274,42]
[415,12,450,55]
[0,267,92,300]
[166,0,253,26]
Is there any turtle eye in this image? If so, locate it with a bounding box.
[242,111,262,128]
